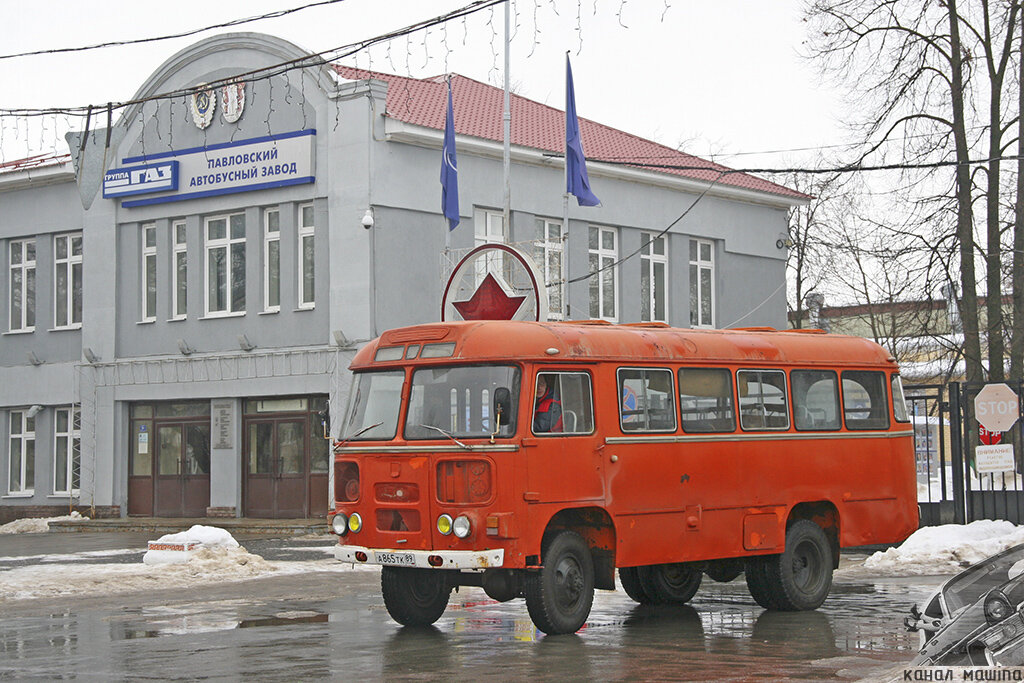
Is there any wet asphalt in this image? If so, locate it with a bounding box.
[0,532,943,681]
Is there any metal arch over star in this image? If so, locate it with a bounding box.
[452,273,526,321]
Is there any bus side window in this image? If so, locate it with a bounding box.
[891,375,910,423]
[737,369,790,431]
[617,368,677,433]
[533,372,595,436]
[842,371,890,430]
[678,367,735,433]
[791,370,840,431]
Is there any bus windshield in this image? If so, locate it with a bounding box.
[404,365,520,440]
[341,370,405,440]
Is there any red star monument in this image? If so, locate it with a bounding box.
[452,273,526,320]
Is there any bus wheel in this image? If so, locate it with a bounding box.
[381,566,452,627]
[761,520,833,611]
[744,556,780,609]
[638,563,702,605]
[524,530,595,634]
[618,567,654,604]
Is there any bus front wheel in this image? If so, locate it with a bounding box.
[381,566,452,627]
[524,530,595,634]
[638,563,702,604]
[747,520,833,611]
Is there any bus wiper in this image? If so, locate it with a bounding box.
[417,424,470,450]
[334,421,384,449]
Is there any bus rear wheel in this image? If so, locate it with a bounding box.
[638,563,702,605]
[524,530,595,634]
[618,567,654,604]
[381,566,452,627]
[748,520,833,611]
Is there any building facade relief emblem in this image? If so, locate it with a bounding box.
[189,84,216,129]
[220,80,245,123]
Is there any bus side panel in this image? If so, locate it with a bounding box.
[838,435,918,547]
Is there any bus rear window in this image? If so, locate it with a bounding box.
[678,368,735,433]
[738,370,790,430]
[618,368,677,432]
[842,371,889,430]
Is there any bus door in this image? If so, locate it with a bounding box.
[525,371,603,502]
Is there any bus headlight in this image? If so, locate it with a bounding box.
[332,514,348,536]
[437,514,453,535]
[453,515,472,538]
[348,512,363,533]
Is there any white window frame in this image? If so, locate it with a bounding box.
[53,232,83,329]
[472,208,508,287]
[53,406,80,496]
[298,203,315,309]
[588,225,618,322]
[8,410,35,494]
[689,238,715,328]
[263,208,280,313]
[9,239,36,332]
[640,232,668,323]
[533,218,564,321]
[171,220,187,319]
[204,213,246,316]
[141,224,157,322]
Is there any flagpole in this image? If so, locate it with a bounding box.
[562,54,571,320]
[502,0,511,234]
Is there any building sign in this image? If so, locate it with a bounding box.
[107,129,315,208]
[211,399,233,450]
[976,444,1015,474]
[102,161,179,198]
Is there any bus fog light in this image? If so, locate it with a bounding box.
[332,514,348,536]
[348,512,363,533]
[453,515,471,538]
[437,514,453,535]
[354,551,367,562]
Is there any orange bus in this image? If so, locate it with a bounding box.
[331,320,917,634]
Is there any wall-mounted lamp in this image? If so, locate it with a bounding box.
[26,404,43,418]
[177,338,196,356]
[776,234,794,249]
[237,334,257,352]
[361,208,375,230]
[27,351,44,366]
[83,347,101,364]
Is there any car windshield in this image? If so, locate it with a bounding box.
[942,544,1024,613]
[340,370,405,440]
[404,365,520,440]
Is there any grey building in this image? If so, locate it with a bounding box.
[0,33,805,521]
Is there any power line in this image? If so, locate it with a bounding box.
[0,0,350,62]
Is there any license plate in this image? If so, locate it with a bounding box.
[376,552,415,566]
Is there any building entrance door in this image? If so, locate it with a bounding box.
[128,402,211,517]
[244,419,307,518]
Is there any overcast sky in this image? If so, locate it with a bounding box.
[2,0,843,168]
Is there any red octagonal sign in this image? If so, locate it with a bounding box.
[975,383,1020,433]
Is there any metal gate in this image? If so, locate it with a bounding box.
[912,381,1024,526]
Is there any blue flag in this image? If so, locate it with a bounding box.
[566,57,600,207]
[440,80,460,231]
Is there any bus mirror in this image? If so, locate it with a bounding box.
[493,388,511,425]
[318,407,331,439]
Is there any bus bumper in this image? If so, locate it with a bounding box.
[334,545,505,570]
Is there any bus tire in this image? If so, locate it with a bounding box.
[381,566,452,627]
[618,567,654,604]
[745,555,780,609]
[524,530,595,634]
[637,563,702,605]
[763,520,833,611]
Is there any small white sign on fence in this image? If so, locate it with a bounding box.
[975,444,1016,473]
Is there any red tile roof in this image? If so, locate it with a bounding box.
[335,66,806,201]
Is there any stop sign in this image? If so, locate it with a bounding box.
[975,383,1020,433]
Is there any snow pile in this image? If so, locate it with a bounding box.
[143,525,242,565]
[864,520,1024,575]
[0,511,88,535]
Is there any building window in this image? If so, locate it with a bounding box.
[588,226,618,322]
[689,239,714,328]
[263,208,280,312]
[8,410,35,494]
[532,218,563,320]
[172,221,187,319]
[9,239,35,332]
[54,233,83,328]
[53,406,80,495]
[205,213,246,315]
[298,203,315,309]
[473,208,507,286]
[640,233,667,322]
[141,224,157,322]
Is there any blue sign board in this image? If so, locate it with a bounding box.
[103,161,179,198]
